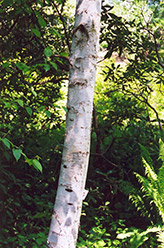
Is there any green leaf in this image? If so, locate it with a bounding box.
[24,4,32,14]
[2,62,10,68]
[33,212,47,218]
[60,52,68,57]
[45,110,51,117]
[13,103,19,110]
[4,101,11,108]
[38,16,47,28]
[51,28,61,38]
[50,62,58,70]
[12,148,22,161]
[25,157,33,166]
[32,159,42,173]
[16,99,24,107]
[159,139,164,162]
[31,87,37,97]
[62,106,68,112]
[3,0,14,8]
[56,0,63,3]
[32,28,41,37]
[44,47,52,58]
[139,144,153,168]
[117,232,135,239]
[15,63,23,70]
[37,0,43,7]
[2,138,10,149]
[25,107,32,116]
[34,10,47,27]
[16,62,29,72]
[44,63,50,72]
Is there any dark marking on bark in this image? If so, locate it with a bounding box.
[69,79,87,87]
[73,24,89,42]
[74,57,82,68]
[63,165,67,168]
[63,204,69,216]
[47,234,58,247]
[78,24,89,39]
[69,106,78,114]
[65,217,72,226]
[71,227,77,239]
[68,203,73,205]
[65,188,73,192]
[76,0,83,10]
[70,191,78,202]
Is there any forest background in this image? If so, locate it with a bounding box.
[0,0,164,247]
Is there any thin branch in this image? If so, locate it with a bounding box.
[93,103,101,154]
[101,137,115,156]
[52,2,71,52]
[143,27,164,69]
[92,152,119,168]
[124,89,163,133]
[39,77,69,85]
[153,34,164,69]
[2,15,20,38]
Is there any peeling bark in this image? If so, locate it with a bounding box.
[47,0,101,247]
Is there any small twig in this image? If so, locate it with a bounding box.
[124,88,163,133]
[39,77,68,85]
[143,27,164,69]
[97,57,107,64]
[153,34,164,69]
[92,152,119,168]
[93,103,101,154]
[52,2,71,52]
[102,137,115,156]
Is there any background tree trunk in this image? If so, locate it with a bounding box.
[47,0,101,247]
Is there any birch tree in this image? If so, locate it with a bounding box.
[47,0,101,247]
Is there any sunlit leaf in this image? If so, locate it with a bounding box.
[32,159,42,173]
[159,139,164,162]
[51,28,61,38]
[60,52,68,57]
[31,87,37,97]
[56,0,63,3]
[62,106,68,112]
[25,107,32,116]
[4,101,11,108]
[16,99,24,107]
[45,110,51,117]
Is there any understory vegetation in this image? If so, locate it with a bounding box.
[0,0,164,247]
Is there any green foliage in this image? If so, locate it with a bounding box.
[125,141,164,247]
[77,210,126,248]
[132,142,164,223]
[1,0,164,247]
[117,226,160,248]
[157,230,164,248]
[0,0,71,245]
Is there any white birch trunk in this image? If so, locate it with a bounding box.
[47,0,101,247]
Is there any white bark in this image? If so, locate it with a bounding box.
[47,0,101,247]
